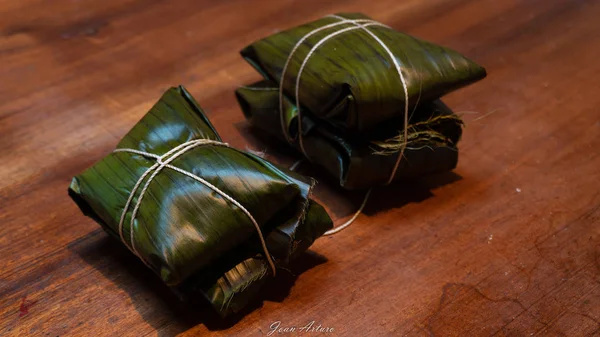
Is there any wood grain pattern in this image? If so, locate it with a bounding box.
[1,0,599,336]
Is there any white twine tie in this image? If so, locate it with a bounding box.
[279,14,411,235]
[113,139,277,275]
[278,16,384,146]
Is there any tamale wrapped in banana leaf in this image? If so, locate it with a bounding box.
[68,86,333,316]
[237,13,486,189]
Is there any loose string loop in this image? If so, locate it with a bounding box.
[279,14,411,234]
[323,188,372,236]
[113,139,277,275]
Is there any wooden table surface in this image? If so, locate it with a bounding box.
[1,0,599,336]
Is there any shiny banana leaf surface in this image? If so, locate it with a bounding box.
[241,12,486,133]
[237,81,462,190]
[68,86,333,316]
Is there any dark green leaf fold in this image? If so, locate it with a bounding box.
[237,81,462,190]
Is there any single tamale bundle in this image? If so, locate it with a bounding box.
[68,86,333,316]
[237,13,486,189]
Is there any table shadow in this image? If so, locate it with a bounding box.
[236,121,463,218]
[68,231,327,336]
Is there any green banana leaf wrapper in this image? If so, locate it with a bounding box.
[237,81,462,190]
[238,13,486,189]
[68,86,333,316]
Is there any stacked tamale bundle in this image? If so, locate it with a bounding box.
[237,13,486,189]
[68,86,332,316]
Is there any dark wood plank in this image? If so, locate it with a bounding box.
[1,0,599,336]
